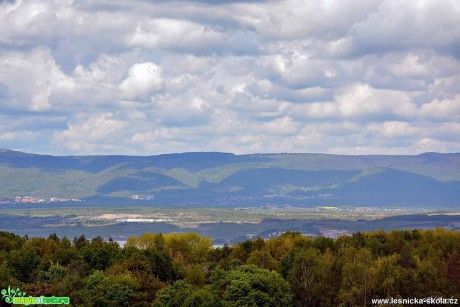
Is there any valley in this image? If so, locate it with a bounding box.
[1,150,459,243]
[1,203,459,244]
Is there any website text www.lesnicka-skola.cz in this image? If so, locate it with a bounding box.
[371,297,458,305]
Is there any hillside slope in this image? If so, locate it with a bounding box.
[0,149,459,207]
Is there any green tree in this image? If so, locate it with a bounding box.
[185,264,206,287]
[0,231,24,252]
[145,249,174,282]
[164,233,213,264]
[38,261,67,284]
[8,246,41,282]
[83,270,143,307]
[339,248,376,306]
[154,280,195,307]
[266,231,301,261]
[288,248,322,306]
[288,247,339,306]
[221,265,292,307]
[374,254,403,298]
[246,248,278,271]
[0,260,21,288]
[183,287,220,307]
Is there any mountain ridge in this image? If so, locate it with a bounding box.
[1,150,459,208]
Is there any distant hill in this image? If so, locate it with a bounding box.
[0,149,459,208]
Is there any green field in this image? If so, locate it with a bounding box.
[1,204,458,243]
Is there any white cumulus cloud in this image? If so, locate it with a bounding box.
[119,62,163,100]
[0,0,459,155]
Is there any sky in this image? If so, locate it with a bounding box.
[0,0,460,156]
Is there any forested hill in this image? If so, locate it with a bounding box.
[1,149,460,207]
[0,229,459,306]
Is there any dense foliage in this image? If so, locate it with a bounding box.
[0,229,459,306]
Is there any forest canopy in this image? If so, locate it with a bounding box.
[0,229,459,306]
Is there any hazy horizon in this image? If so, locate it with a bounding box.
[2,148,460,157]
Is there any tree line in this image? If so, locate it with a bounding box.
[0,228,459,306]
